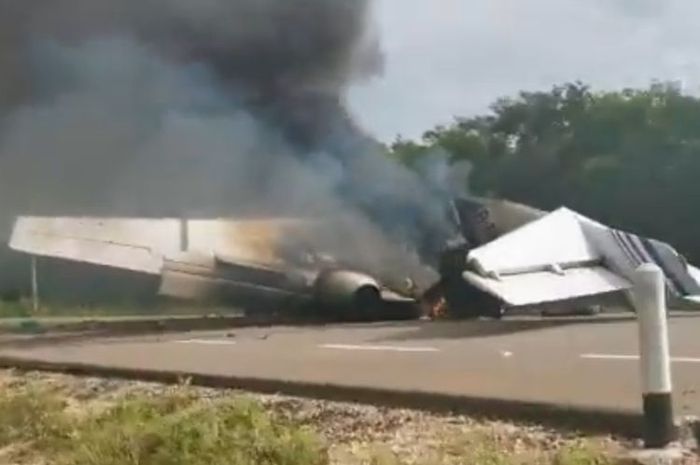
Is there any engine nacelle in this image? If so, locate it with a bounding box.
[313,269,382,311]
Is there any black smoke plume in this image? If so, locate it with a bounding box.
[0,0,458,292]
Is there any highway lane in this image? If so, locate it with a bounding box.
[1,314,700,416]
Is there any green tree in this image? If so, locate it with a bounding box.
[390,82,700,263]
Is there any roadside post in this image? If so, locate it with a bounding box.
[632,263,676,448]
[31,255,40,312]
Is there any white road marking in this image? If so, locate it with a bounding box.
[176,339,237,346]
[581,354,700,364]
[320,344,439,353]
[501,351,514,358]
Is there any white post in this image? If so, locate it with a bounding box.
[179,218,189,252]
[633,263,675,448]
[31,255,39,312]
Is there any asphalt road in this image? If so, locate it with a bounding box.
[1,314,700,417]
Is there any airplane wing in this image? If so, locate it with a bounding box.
[7,217,315,300]
[7,216,312,276]
[7,216,414,317]
[462,208,632,307]
[463,267,630,308]
[460,207,700,310]
[8,216,173,274]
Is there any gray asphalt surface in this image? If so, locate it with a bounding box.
[1,314,699,416]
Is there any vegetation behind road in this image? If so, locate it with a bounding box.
[390,82,700,264]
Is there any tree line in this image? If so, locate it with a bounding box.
[389,82,700,263]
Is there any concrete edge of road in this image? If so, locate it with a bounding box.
[0,309,423,338]
[0,314,331,337]
[0,355,642,438]
[4,310,699,338]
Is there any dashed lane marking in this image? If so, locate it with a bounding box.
[319,344,439,353]
[176,339,237,346]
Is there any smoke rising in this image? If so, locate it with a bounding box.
[0,0,458,292]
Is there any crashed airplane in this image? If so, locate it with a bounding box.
[8,196,700,320]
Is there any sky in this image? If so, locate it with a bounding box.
[348,0,700,142]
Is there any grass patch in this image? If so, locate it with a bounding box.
[554,444,615,465]
[0,384,70,448]
[358,429,619,465]
[441,430,616,465]
[63,394,326,465]
[0,376,627,465]
[0,299,33,319]
[0,298,241,322]
[0,384,326,465]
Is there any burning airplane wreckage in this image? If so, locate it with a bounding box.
[3,0,700,321]
[9,197,700,320]
[8,215,428,320]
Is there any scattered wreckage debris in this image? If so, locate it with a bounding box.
[8,196,700,322]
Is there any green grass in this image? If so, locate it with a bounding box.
[0,379,624,465]
[554,444,615,465]
[0,298,241,322]
[0,299,33,319]
[0,384,71,448]
[64,394,326,465]
[366,444,616,465]
[0,385,326,465]
[361,430,618,465]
